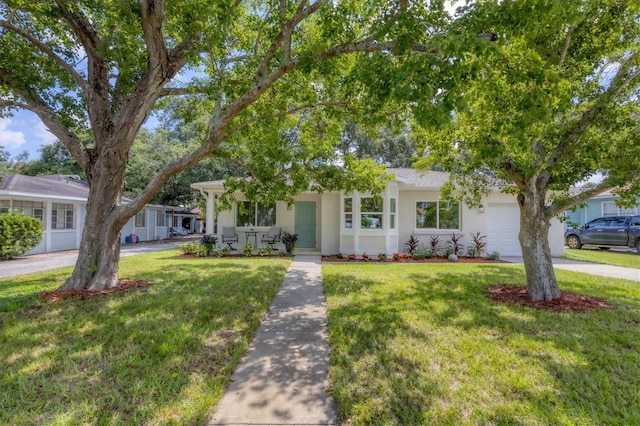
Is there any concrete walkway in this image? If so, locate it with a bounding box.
[208,255,335,425]
[502,256,640,282]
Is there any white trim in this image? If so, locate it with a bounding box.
[414,200,461,232]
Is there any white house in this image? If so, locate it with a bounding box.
[191,168,565,256]
[0,174,174,254]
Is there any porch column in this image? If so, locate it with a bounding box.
[205,190,215,237]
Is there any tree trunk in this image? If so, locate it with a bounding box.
[517,190,561,302]
[61,159,128,291]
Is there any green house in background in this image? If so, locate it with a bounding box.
[565,189,640,227]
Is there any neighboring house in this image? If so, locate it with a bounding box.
[0,174,173,254]
[191,168,565,256]
[565,189,640,227]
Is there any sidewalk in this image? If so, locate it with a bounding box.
[502,256,640,282]
[208,255,336,425]
[0,236,197,279]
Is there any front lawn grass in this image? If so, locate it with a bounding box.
[0,251,290,425]
[324,263,640,425]
[563,248,640,269]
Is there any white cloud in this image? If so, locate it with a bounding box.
[0,118,27,149]
[34,120,58,145]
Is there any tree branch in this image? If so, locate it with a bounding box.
[0,99,31,110]
[0,20,87,91]
[227,101,352,138]
[558,25,572,68]
[546,53,639,172]
[138,0,169,75]
[56,4,111,138]
[0,69,90,172]
[257,0,324,77]
[548,178,615,217]
[158,87,203,97]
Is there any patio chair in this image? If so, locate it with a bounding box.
[221,226,238,250]
[260,227,281,249]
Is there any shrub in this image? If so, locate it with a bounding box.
[466,247,478,258]
[448,233,464,256]
[242,242,254,257]
[361,253,371,262]
[487,251,501,260]
[179,242,201,254]
[200,234,217,253]
[258,245,273,256]
[216,245,231,257]
[377,253,388,261]
[443,247,455,257]
[413,245,433,260]
[404,233,420,256]
[429,235,441,256]
[0,212,43,260]
[336,253,344,259]
[347,253,357,261]
[393,252,410,261]
[194,244,210,257]
[469,232,487,257]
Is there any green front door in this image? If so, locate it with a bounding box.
[295,201,316,248]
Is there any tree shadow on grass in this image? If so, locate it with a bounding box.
[324,264,640,424]
[0,258,290,425]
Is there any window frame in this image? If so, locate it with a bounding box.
[360,195,384,230]
[602,201,638,217]
[135,210,146,228]
[235,201,276,228]
[156,211,166,227]
[415,200,461,231]
[1,199,45,227]
[51,203,75,230]
[389,197,396,230]
[343,197,353,229]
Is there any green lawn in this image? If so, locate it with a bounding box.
[324,263,640,425]
[563,248,640,269]
[0,251,290,425]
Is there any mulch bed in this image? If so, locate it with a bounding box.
[485,285,615,313]
[41,279,153,302]
[322,255,505,263]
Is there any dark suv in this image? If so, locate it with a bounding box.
[565,215,640,253]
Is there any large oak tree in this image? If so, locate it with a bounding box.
[0,0,455,290]
[414,0,640,301]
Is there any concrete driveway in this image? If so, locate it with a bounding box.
[502,256,640,282]
[0,237,196,279]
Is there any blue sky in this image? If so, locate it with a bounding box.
[0,111,59,159]
[0,110,161,160]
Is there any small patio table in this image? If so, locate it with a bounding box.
[245,230,258,246]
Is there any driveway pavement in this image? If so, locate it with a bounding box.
[0,237,196,279]
[502,256,640,282]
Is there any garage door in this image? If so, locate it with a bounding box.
[487,203,522,256]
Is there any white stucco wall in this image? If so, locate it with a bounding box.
[321,192,340,255]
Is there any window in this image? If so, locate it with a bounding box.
[344,197,352,229]
[587,218,607,227]
[156,211,166,227]
[360,196,383,229]
[605,217,627,227]
[135,210,146,227]
[389,198,396,230]
[51,203,75,229]
[416,201,460,230]
[3,200,45,223]
[602,201,637,216]
[236,202,276,227]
